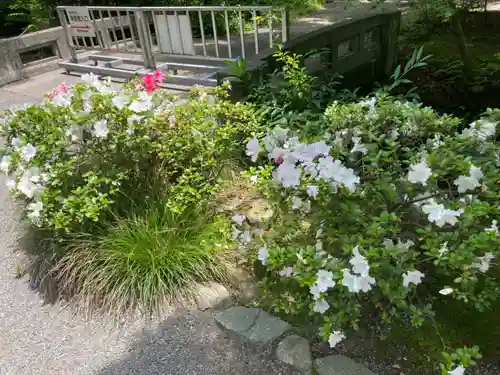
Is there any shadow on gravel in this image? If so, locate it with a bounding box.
[95,309,299,375]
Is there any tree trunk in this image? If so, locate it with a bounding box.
[451,10,474,77]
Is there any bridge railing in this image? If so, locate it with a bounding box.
[218,10,401,98]
[56,5,289,68]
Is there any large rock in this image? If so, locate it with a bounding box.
[246,198,274,224]
[193,282,232,311]
[215,306,291,346]
[314,355,376,375]
[276,335,312,373]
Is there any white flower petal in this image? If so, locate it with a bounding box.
[402,270,425,288]
[439,287,454,295]
[313,298,330,314]
[408,160,432,186]
[328,331,346,348]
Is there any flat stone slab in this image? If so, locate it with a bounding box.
[215,306,291,346]
[314,355,376,375]
[276,335,312,373]
[194,282,232,311]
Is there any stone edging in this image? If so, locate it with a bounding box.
[214,306,377,375]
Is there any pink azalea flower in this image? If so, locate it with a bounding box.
[153,70,165,83]
[56,82,69,94]
[142,74,158,93]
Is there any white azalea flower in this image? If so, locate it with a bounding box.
[309,283,321,299]
[246,137,262,162]
[258,245,268,265]
[26,201,43,222]
[279,266,294,277]
[464,120,497,140]
[454,165,483,193]
[249,175,258,184]
[18,168,42,198]
[328,330,346,348]
[11,137,21,150]
[128,94,152,112]
[313,298,330,314]
[112,93,130,109]
[21,143,36,161]
[316,156,359,192]
[291,196,302,210]
[474,252,495,273]
[421,199,462,227]
[351,136,368,155]
[402,270,425,287]
[448,365,465,375]
[81,72,100,86]
[359,96,377,116]
[439,287,454,295]
[396,239,414,250]
[231,214,246,226]
[486,220,498,233]
[341,269,375,293]
[93,120,109,138]
[408,160,432,186]
[0,155,11,173]
[52,93,72,107]
[350,246,370,277]
[306,185,318,198]
[315,270,335,293]
[274,160,301,188]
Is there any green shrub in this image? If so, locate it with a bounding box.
[240,94,499,374]
[53,202,234,313]
[0,74,258,312]
[0,75,258,234]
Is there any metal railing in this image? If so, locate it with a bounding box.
[56,5,289,69]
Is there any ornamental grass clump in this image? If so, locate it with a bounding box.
[239,94,500,374]
[0,73,258,311]
[54,203,234,313]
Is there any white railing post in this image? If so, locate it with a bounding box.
[135,10,156,69]
[281,9,290,44]
[57,7,78,62]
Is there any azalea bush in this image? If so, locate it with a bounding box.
[237,94,500,374]
[0,72,258,233]
[0,72,260,310]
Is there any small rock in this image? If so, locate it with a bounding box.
[215,306,291,346]
[194,282,232,311]
[314,355,376,375]
[276,335,312,373]
[246,199,274,224]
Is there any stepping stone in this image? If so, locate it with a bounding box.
[314,355,376,375]
[215,306,291,346]
[276,334,312,373]
[194,282,232,311]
